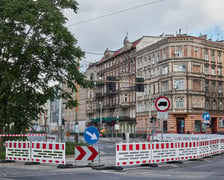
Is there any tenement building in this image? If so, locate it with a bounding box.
[136,34,224,134]
[89,36,163,134]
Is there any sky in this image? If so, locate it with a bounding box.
[64,0,224,71]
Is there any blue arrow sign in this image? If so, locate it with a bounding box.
[84,126,99,144]
[202,112,210,121]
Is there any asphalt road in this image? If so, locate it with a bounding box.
[1,153,224,180]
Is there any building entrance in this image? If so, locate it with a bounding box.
[210,118,217,134]
[177,118,185,133]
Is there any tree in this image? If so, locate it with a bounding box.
[0,0,90,138]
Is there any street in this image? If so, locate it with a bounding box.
[0,151,224,180]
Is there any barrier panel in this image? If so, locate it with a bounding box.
[116,142,151,166]
[1,134,47,137]
[151,142,177,163]
[198,140,210,158]
[116,137,224,167]
[5,141,65,165]
[209,139,219,155]
[5,141,30,162]
[31,142,65,164]
[219,139,224,153]
[177,141,198,160]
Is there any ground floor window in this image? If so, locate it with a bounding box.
[219,118,224,127]
[195,120,201,133]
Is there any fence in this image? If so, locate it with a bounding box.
[116,138,224,166]
[5,141,65,165]
[155,133,224,141]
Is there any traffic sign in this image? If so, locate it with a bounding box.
[84,126,99,144]
[157,112,168,119]
[155,97,170,112]
[202,112,210,122]
[75,146,99,161]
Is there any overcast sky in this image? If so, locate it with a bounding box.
[64,0,224,70]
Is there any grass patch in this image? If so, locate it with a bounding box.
[0,148,5,160]
[66,141,87,156]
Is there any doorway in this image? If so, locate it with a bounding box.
[210,118,217,134]
[177,118,185,133]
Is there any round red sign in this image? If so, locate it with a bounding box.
[155,97,170,112]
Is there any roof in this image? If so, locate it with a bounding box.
[97,37,143,64]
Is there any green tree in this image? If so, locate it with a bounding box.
[0,0,89,141]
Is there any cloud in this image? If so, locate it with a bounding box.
[64,0,224,69]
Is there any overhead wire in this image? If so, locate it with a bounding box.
[67,0,164,27]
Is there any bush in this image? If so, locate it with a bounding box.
[66,141,87,156]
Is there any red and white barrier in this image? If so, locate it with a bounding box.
[177,141,198,160]
[31,142,65,164]
[5,141,30,162]
[0,134,47,137]
[116,137,224,167]
[116,143,151,166]
[151,142,178,163]
[5,141,65,165]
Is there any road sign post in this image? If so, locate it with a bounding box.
[155,97,170,141]
[202,112,210,139]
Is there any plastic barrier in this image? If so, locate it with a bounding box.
[5,141,30,161]
[177,141,198,160]
[116,142,151,166]
[5,141,65,165]
[31,142,65,164]
[116,137,224,167]
[151,142,177,163]
[1,134,47,137]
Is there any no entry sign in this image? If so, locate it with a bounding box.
[155,97,170,112]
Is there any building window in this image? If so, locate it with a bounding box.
[163,49,166,60]
[205,100,209,109]
[205,49,208,61]
[161,81,169,92]
[211,50,215,62]
[219,118,224,127]
[205,81,209,92]
[212,66,216,75]
[175,47,183,57]
[212,81,216,92]
[213,100,216,110]
[195,120,201,133]
[175,97,184,108]
[162,66,168,74]
[218,52,222,63]
[219,101,223,110]
[175,79,184,90]
[204,65,209,74]
[124,94,128,102]
[152,54,155,64]
[217,67,222,76]
[219,82,222,93]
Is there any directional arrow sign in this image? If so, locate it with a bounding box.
[84,126,99,144]
[75,146,99,161]
[86,131,97,140]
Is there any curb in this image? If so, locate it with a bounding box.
[0,160,16,163]
[91,165,123,171]
[57,164,90,169]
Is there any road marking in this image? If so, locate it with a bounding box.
[0,178,16,180]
